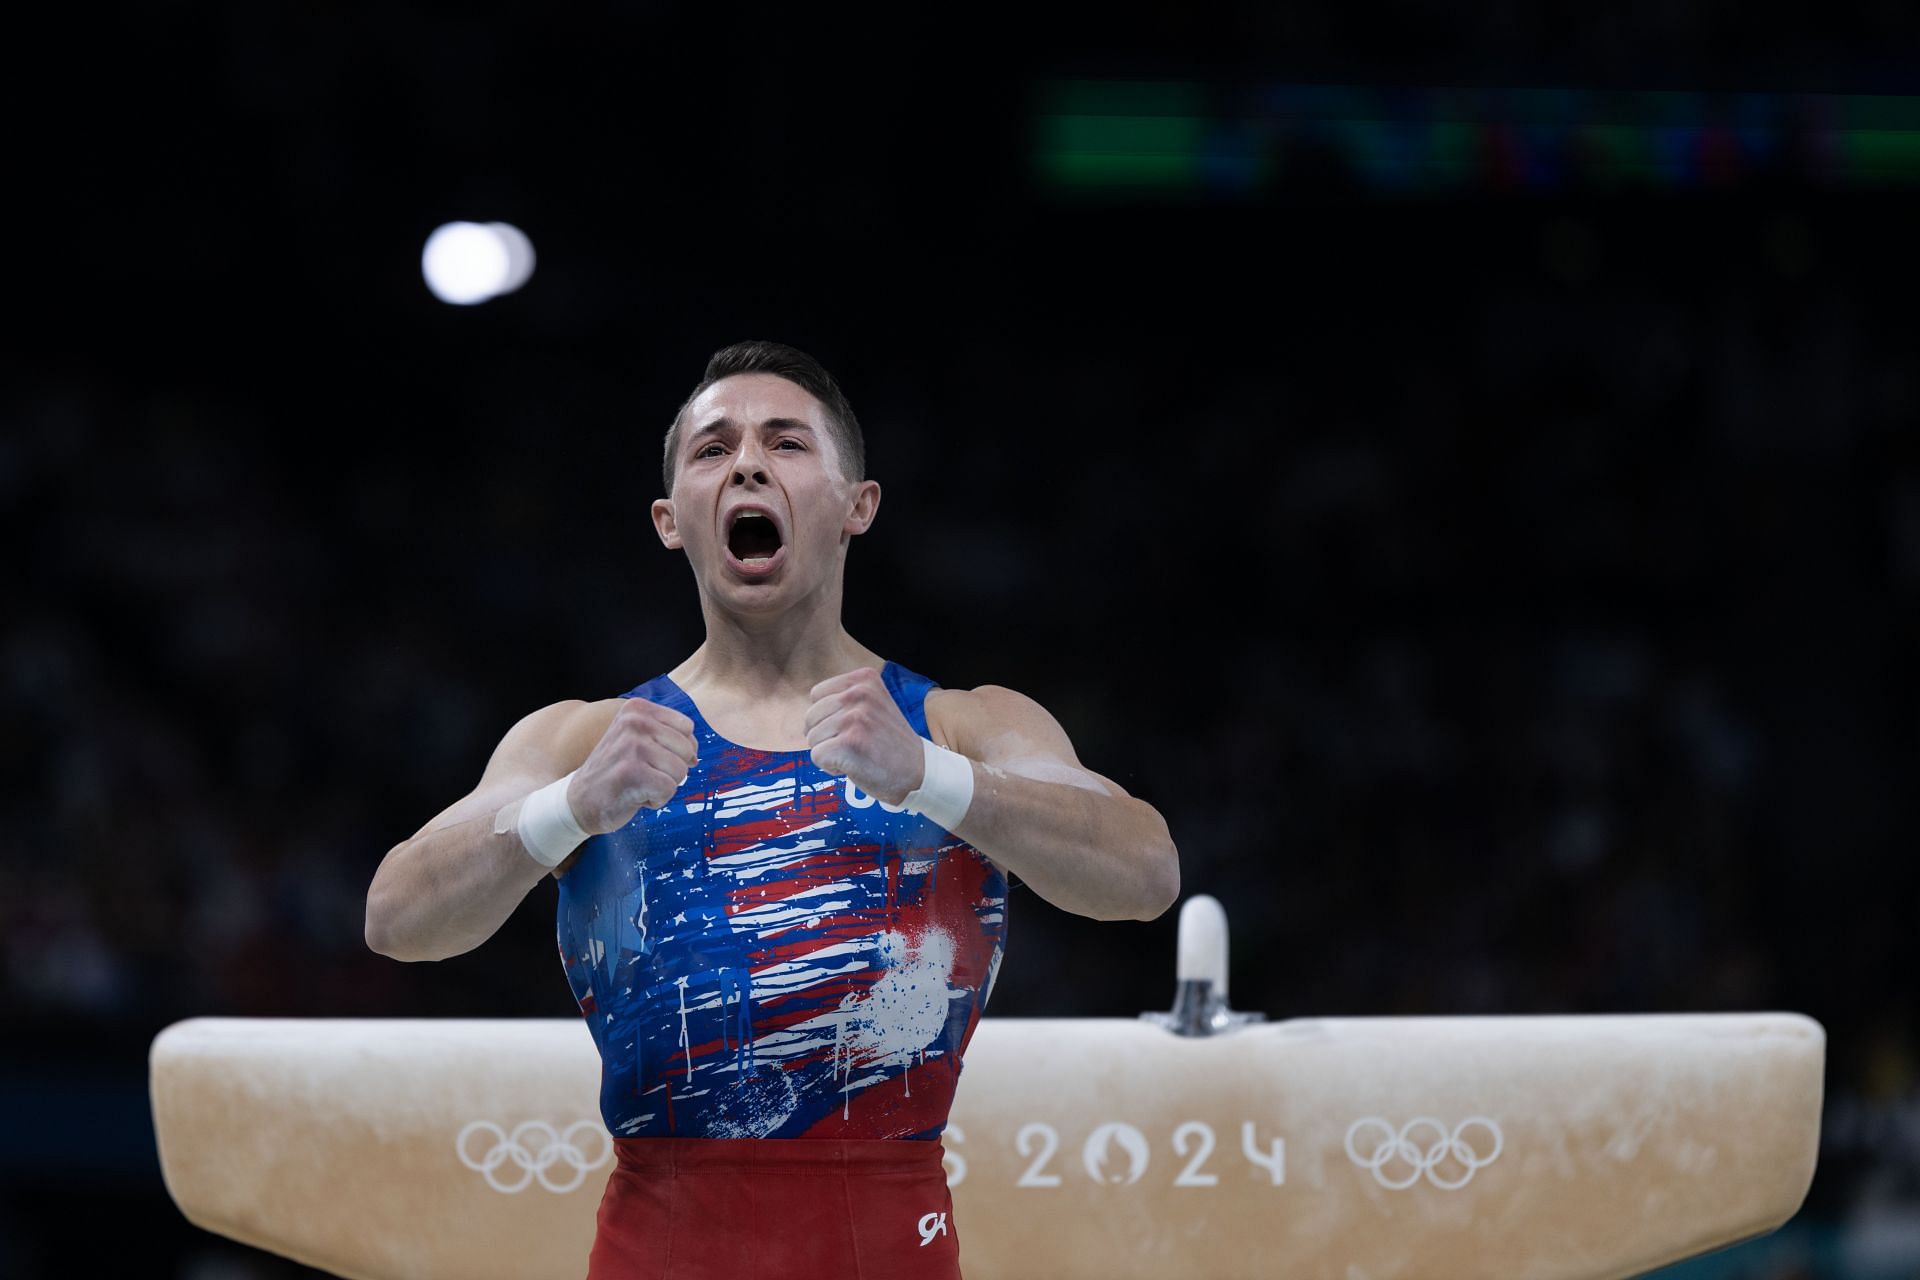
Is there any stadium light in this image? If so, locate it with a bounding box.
[421,222,536,306]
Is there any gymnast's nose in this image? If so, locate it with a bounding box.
[730,436,770,486]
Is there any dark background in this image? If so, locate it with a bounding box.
[4,4,1916,1277]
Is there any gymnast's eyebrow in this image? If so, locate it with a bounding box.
[686,417,817,445]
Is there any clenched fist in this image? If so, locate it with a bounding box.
[567,699,699,834]
[805,667,925,806]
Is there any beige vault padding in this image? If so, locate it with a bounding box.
[150,1013,1823,1279]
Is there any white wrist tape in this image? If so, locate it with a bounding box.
[900,738,974,832]
[504,771,589,868]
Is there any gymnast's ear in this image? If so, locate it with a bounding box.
[652,498,681,550]
[843,479,880,537]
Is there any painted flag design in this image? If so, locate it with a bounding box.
[556,662,1009,1140]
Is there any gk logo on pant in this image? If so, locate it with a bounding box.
[917,1211,949,1247]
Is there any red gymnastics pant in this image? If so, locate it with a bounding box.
[586,1137,964,1280]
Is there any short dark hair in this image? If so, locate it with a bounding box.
[662,340,865,493]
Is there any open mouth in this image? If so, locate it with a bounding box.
[726,511,784,567]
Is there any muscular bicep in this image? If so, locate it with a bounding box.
[407,699,608,842]
[941,685,1125,798]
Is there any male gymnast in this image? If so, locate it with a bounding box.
[364,340,1181,1279]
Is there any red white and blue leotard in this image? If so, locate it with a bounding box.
[555,661,1009,1142]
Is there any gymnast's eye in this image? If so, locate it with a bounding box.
[776,439,805,450]
[696,443,724,458]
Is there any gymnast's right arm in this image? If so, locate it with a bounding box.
[363,698,697,963]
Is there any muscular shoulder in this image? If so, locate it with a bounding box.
[925,683,1034,740]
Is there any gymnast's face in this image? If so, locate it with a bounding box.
[651,374,880,614]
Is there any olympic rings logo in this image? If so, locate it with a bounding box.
[455,1119,613,1194]
[1343,1117,1503,1190]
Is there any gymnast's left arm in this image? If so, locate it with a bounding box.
[927,684,1181,922]
[805,669,1180,921]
